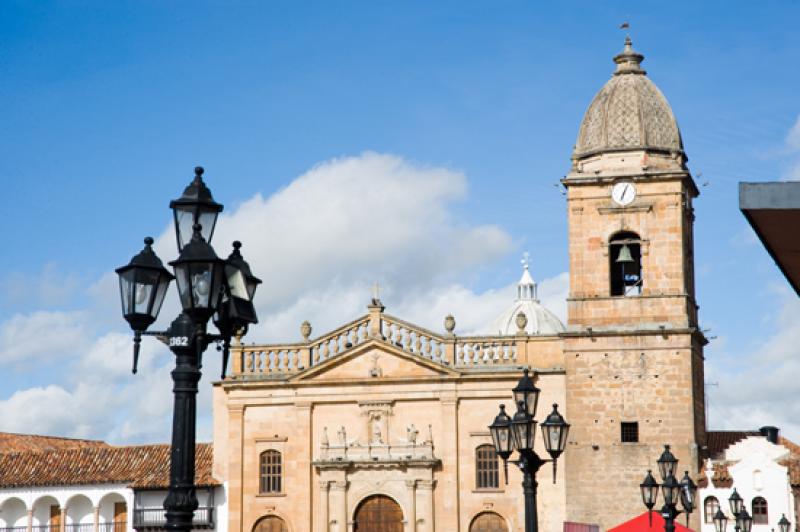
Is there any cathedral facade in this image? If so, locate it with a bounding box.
[212,38,706,532]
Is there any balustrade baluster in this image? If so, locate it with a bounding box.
[320,342,328,361]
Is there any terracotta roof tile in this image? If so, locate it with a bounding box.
[0,443,218,489]
[0,432,109,453]
[703,431,760,458]
[778,436,800,487]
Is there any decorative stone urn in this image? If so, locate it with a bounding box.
[515,312,528,334]
[444,314,456,335]
[300,320,312,341]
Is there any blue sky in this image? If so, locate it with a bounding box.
[1,1,799,443]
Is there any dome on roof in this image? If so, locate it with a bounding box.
[486,256,565,336]
[573,38,683,160]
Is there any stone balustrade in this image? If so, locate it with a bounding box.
[230,304,547,379]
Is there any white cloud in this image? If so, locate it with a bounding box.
[787,115,800,151]
[0,310,89,365]
[706,290,800,440]
[209,152,513,310]
[0,263,82,310]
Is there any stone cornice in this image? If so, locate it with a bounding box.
[312,458,441,471]
[560,326,708,345]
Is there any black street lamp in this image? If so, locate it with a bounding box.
[778,514,792,532]
[488,369,570,532]
[718,488,753,532]
[713,508,728,532]
[713,488,783,532]
[116,166,259,532]
[639,445,697,532]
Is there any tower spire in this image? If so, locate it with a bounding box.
[613,36,645,75]
[517,252,538,301]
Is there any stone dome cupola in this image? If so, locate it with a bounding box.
[486,254,565,336]
[572,37,685,170]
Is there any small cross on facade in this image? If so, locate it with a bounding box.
[521,251,530,270]
[372,281,380,301]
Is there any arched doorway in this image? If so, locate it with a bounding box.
[252,515,288,532]
[353,495,403,532]
[469,512,508,532]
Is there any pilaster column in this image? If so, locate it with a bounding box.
[405,480,417,532]
[295,402,313,532]
[330,481,348,532]
[60,508,66,532]
[26,509,32,532]
[318,481,331,532]
[417,480,436,532]
[439,397,459,532]
[228,405,245,532]
[93,506,100,532]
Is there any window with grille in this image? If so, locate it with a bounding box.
[620,422,639,443]
[704,497,720,524]
[259,450,282,494]
[752,497,768,524]
[475,445,499,489]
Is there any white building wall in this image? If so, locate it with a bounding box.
[0,485,133,532]
[699,437,796,532]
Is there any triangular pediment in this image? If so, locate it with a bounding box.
[291,339,458,382]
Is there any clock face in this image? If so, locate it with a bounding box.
[611,182,636,206]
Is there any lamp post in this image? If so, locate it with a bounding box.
[639,445,698,532]
[726,488,753,532]
[116,167,261,532]
[713,488,791,532]
[488,369,570,532]
[778,514,792,532]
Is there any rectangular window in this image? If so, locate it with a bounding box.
[621,422,639,443]
[259,450,282,494]
[475,445,499,489]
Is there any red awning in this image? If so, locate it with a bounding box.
[608,511,694,532]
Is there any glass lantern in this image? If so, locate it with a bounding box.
[657,445,679,481]
[512,368,540,418]
[116,237,174,332]
[170,225,225,323]
[169,166,224,251]
[488,404,514,460]
[540,403,570,460]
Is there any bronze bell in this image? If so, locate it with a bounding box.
[616,244,634,263]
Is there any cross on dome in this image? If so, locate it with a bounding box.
[518,252,538,301]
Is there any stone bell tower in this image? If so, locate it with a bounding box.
[560,38,706,530]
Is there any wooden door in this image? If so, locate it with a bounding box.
[50,506,61,532]
[252,516,287,532]
[353,495,403,532]
[113,503,127,532]
[469,512,507,532]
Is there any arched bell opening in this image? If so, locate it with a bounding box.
[609,231,642,296]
